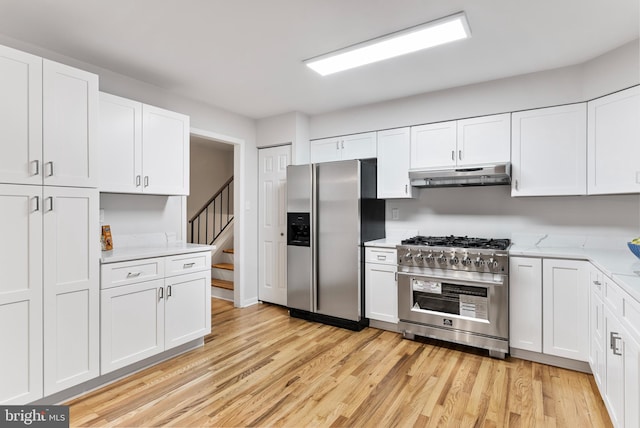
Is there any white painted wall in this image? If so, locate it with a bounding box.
[0,34,260,307]
[257,111,310,165]
[188,140,234,221]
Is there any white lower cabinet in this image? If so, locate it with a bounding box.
[590,265,640,428]
[509,257,589,361]
[100,252,211,375]
[364,247,398,324]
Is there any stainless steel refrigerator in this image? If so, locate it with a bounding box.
[286,159,385,330]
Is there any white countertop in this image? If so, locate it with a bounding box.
[101,243,214,264]
[364,238,401,248]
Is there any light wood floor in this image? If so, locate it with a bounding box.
[67,298,612,427]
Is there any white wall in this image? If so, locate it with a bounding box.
[188,140,234,220]
[0,34,260,307]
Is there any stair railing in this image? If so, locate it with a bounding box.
[189,176,234,245]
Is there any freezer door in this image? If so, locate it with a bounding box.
[286,164,312,213]
[316,160,361,321]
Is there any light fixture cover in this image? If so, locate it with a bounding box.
[305,12,471,76]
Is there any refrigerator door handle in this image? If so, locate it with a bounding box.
[311,163,318,312]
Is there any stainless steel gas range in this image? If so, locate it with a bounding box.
[397,235,510,359]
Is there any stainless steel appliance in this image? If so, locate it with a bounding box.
[397,235,510,358]
[409,163,511,188]
[286,159,385,330]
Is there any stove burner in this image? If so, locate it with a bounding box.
[401,235,510,251]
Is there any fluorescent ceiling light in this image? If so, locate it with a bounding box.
[304,12,471,76]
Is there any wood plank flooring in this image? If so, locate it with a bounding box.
[67,299,612,427]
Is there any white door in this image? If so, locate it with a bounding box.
[0,45,42,186]
[98,92,143,193]
[258,145,291,305]
[341,132,377,160]
[165,271,211,349]
[43,186,99,395]
[0,184,43,404]
[509,257,542,352]
[542,259,589,361]
[376,128,412,199]
[457,113,511,166]
[42,60,98,188]
[410,121,457,169]
[100,279,165,374]
[142,104,190,195]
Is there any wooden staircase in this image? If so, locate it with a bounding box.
[212,248,234,290]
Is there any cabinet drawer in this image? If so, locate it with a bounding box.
[621,286,640,342]
[101,258,164,289]
[365,247,397,265]
[603,275,623,313]
[590,267,603,299]
[165,252,211,277]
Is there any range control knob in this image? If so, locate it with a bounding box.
[449,256,459,265]
[461,256,472,266]
[437,252,447,264]
[474,257,484,267]
[425,253,435,263]
[488,257,499,268]
[404,252,412,262]
[414,252,424,263]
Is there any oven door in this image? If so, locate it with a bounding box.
[398,271,508,340]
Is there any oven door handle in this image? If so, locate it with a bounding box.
[397,271,506,288]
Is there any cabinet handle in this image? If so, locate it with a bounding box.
[593,280,602,286]
[159,287,164,300]
[144,176,149,187]
[183,262,195,268]
[515,179,519,191]
[336,141,339,150]
[136,175,141,187]
[405,184,408,194]
[126,272,141,278]
[395,272,398,282]
[167,285,172,297]
[377,255,386,261]
[341,141,344,149]
[33,196,40,212]
[451,150,455,161]
[47,196,54,212]
[458,150,462,160]
[33,160,40,176]
[47,161,54,177]
[610,332,622,356]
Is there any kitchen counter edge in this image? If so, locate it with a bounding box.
[101,243,215,264]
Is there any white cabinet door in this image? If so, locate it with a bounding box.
[410,121,457,169]
[588,86,640,195]
[0,45,42,186]
[42,60,98,188]
[624,331,640,428]
[457,113,510,166]
[142,104,190,195]
[310,137,340,163]
[589,268,606,390]
[341,132,377,160]
[604,305,625,428]
[0,185,43,404]
[509,257,542,352]
[511,103,587,196]
[377,128,412,199]
[542,259,589,361]
[365,262,398,324]
[43,186,99,395]
[98,92,143,193]
[100,279,165,374]
[165,271,211,349]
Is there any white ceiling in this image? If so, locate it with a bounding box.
[0,0,637,119]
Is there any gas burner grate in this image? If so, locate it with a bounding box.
[401,235,510,251]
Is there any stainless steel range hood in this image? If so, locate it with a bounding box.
[409,163,511,188]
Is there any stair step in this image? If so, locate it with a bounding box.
[211,278,234,290]
[223,248,234,254]
[212,262,234,271]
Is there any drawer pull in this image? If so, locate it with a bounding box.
[377,255,387,261]
[127,272,142,278]
[610,332,623,356]
[167,285,172,297]
[183,262,196,268]
[159,287,164,300]
[593,280,602,286]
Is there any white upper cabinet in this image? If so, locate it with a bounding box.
[42,60,98,188]
[511,103,587,196]
[587,86,640,195]
[410,114,510,170]
[98,93,190,195]
[98,93,142,193]
[310,132,376,163]
[377,127,412,198]
[0,48,97,188]
[456,113,510,166]
[0,45,42,186]
[410,121,456,169]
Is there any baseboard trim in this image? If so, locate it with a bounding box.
[510,348,591,373]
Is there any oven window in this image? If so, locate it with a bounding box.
[411,279,488,320]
